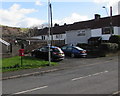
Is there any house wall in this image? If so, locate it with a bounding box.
[102,27,120,40]
[2,43,9,53]
[113,27,120,35]
[32,35,46,40]
[91,28,111,40]
[116,27,120,35]
[114,27,119,35]
[91,27,120,40]
[66,26,120,45]
[32,34,66,41]
[53,34,66,40]
[91,28,101,37]
[66,29,91,45]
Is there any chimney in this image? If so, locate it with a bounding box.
[95,14,101,19]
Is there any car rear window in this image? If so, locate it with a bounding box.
[75,47,83,50]
[54,48,63,53]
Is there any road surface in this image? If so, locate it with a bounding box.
[2,55,119,95]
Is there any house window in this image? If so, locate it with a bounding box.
[42,36,45,40]
[56,34,62,39]
[102,27,113,34]
[77,30,85,36]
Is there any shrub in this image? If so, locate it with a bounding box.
[99,43,118,52]
[109,35,120,49]
[109,35,120,44]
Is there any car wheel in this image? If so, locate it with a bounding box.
[71,53,75,58]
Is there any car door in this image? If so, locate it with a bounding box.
[39,47,48,59]
[34,48,42,58]
[61,46,67,54]
[66,46,73,56]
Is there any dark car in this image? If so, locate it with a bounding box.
[61,45,87,58]
[31,46,65,61]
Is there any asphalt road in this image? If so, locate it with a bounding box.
[2,55,119,95]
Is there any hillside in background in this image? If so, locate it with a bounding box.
[0,25,43,44]
[1,25,29,37]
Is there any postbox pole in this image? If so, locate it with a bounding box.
[21,56,23,67]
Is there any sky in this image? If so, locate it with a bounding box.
[0,0,120,28]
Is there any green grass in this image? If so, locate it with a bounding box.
[0,56,57,72]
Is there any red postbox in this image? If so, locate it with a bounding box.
[19,49,24,56]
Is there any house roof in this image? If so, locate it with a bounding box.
[69,15,120,30]
[36,15,120,36]
[35,25,69,36]
[0,38,10,46]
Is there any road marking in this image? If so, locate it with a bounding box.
[13,86,48,94]
[72,70,108,81]
[80,60,111,67]
[92,71,108,76]
[113,91,120,94]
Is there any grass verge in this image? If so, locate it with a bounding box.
[0,56,57,72]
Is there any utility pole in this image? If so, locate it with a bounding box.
[48,0,51,66]
[49,3,53,45]
[110,6,113,36]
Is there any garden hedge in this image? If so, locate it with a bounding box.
[109,35,120,49]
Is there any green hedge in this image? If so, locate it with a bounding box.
[109,35,120,49]
[109,35,120,43]
[99,43,118,52]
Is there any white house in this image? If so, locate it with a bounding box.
[65,29,91,45]
[32,25,67,46]
[65,15,120,45]
[32,14,120,46]
[32,34,66,41]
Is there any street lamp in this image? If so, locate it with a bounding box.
[102,6,113,36]
[102,6,109,16]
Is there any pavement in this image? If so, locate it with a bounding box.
[2,52,119,80]
[2,61,66,80]
[2,56,80,80]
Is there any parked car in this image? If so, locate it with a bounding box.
[61,45,87,58]
[31,46,65,61]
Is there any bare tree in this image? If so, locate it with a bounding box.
[27,24,49,37]
[30,23,49,29]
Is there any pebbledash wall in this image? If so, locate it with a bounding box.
[65,29,91,45]
[65,26,120,45]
